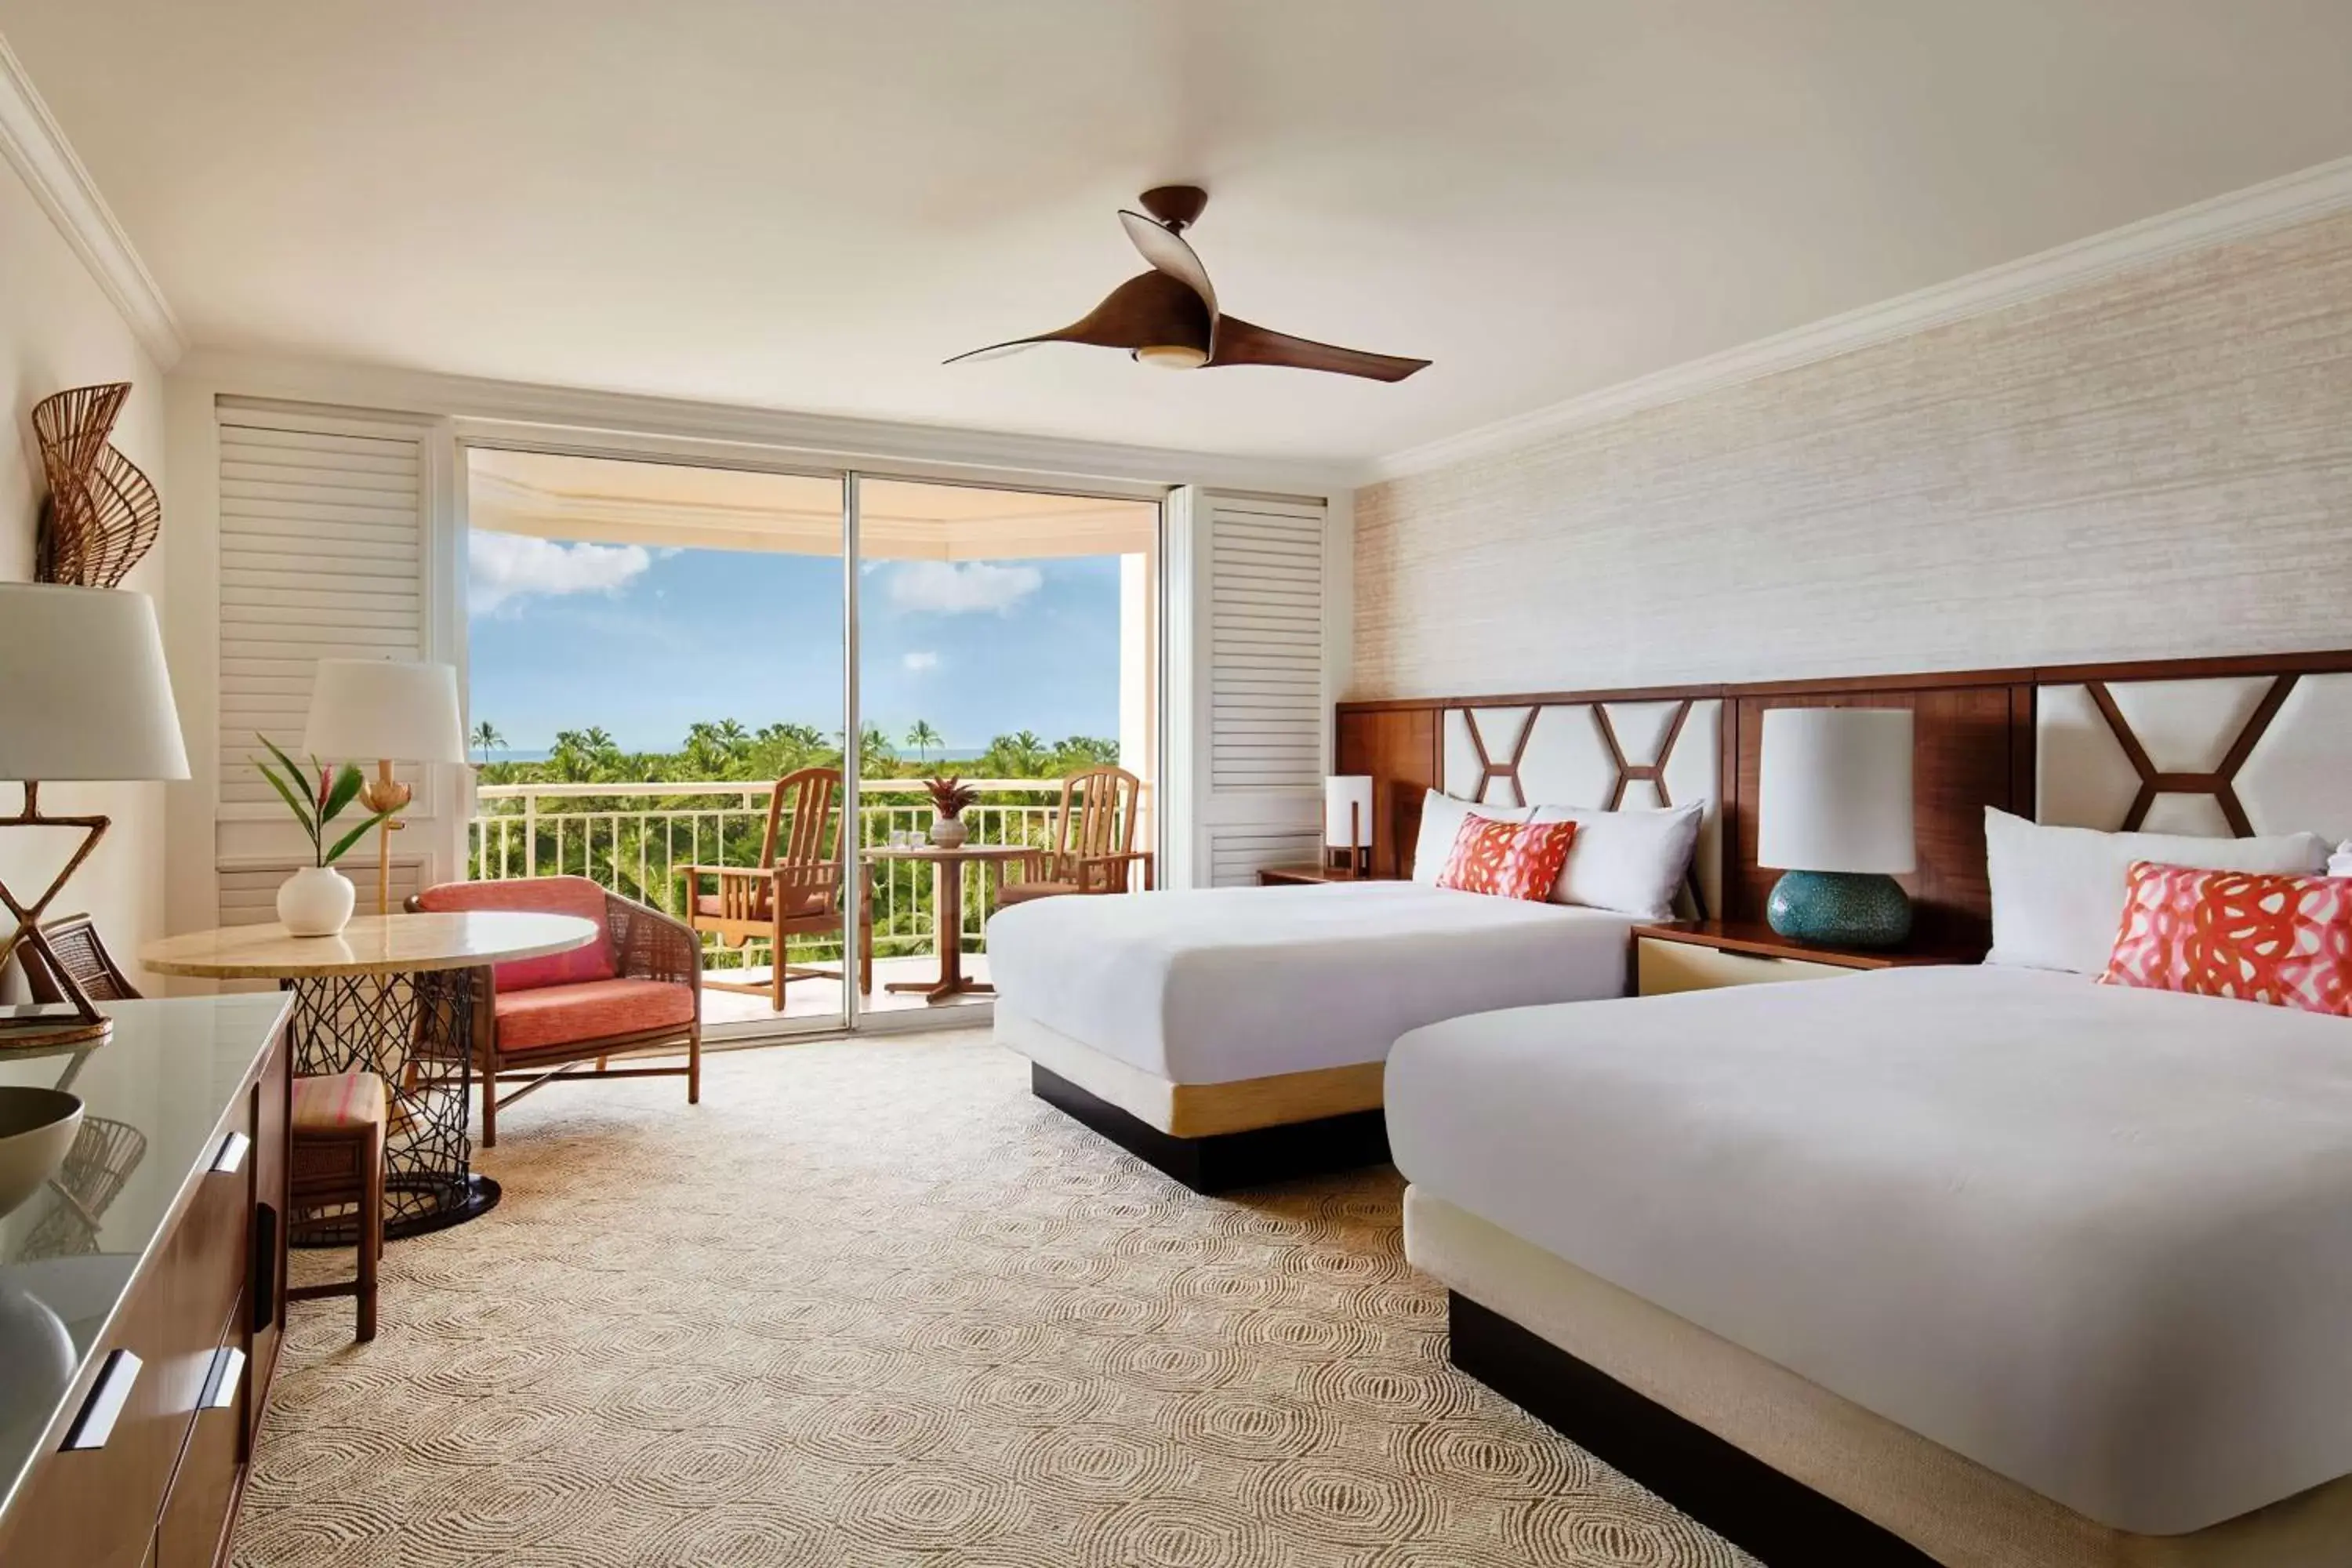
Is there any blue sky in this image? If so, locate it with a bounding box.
[466,532,1124,753]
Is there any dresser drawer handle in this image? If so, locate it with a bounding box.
[62,1349,142,1451]
[211,1130,252,1174]
[199,1347,247,1411]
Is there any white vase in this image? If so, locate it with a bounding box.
[928,816,969,849]
[278,866,355,936]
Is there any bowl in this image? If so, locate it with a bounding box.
[0,1087,84,1220]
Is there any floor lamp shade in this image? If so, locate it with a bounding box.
[1758,707,1915,947]
[0,584,189,782]
[302,659,466,764]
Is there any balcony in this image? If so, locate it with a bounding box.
[469,779,1080,1027]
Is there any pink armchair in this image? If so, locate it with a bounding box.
[410,877,700,1147]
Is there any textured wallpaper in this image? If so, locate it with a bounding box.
[1352,212,2352,699]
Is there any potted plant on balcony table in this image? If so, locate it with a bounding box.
[924,776,979,849]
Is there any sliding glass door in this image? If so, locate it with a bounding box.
[460,448,1160,1040]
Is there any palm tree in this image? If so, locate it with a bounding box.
[905,720,942,764]
[470,720,505,765]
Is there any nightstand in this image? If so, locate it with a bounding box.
[1630,920,1973,996]
[1258,864,1388,887]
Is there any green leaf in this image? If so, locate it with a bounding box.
[324,808,395,866]
[252,751,317,837]
[255,735,317,829]
[320,763,367,825]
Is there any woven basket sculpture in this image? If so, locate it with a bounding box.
[32,382,161,588]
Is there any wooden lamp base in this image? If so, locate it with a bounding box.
[0,782,114,1051]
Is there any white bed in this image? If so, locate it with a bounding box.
[989,881,1633,1177]
[1389,964,2352,1560]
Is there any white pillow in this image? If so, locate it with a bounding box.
[2332,840,2352,879]
[1527,802,1704,920]
[1410,789,1528,884]
[1983,807,2329,975]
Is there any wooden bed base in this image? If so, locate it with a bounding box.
[1448,1292,1936,1566]
[1032,1065,1391,1193]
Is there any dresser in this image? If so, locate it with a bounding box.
[0,994,293,1568]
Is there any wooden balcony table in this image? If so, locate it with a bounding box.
[865,843,1040,1004]
[139,912,595,1238]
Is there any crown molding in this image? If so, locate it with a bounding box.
[1364,153,2352,485]
[0,34,184,369]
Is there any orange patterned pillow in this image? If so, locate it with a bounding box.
[2099,861,2352,1017]
[1436,816,1579,902]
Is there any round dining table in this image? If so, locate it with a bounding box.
[140,911,595,1238]
[865,843,1039,1004]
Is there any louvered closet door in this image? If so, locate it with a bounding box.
[215,413,431,902]
[1196,493,1329,884]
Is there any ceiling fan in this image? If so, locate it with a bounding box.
[948,186,1431,383]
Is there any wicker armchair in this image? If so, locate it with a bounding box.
[681,766,874,1010]
[999,765,1155,906]
[409,878,701,1147]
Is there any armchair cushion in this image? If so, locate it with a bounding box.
[415,877,618,993]
[494,977,695,1055]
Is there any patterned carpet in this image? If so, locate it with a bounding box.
[236,1032,1751,1568]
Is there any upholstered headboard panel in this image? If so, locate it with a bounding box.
[1439,699,1725,916]
[2038,669,2352,842]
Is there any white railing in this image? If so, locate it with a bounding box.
[469,779,1075,967]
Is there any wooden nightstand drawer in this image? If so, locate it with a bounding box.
[1636,937,1851,996]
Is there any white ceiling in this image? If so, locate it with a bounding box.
[6,0,2352,464]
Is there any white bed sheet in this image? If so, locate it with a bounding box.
[1386,966,2352,1536]
[985,881,1632,1083]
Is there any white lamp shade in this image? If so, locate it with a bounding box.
[0,584,190,782]
[1324,775,1374,848]
[302,659,466,764]
[1758,707,1915,874]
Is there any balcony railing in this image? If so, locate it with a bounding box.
[469,779,1078,971]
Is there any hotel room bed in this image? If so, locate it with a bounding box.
[989,880,1635,1190]
[1388,964,2352,1566]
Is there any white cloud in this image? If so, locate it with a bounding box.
[902,651,940,673]
[470,532,652,614]
[886,560,1042,615]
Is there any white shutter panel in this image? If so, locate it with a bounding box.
[1193,493,1328,885]
[216,417,426,817]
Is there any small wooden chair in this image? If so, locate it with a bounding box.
[682,766,874,1009]
[998,765,1155,906]
[26,914,387,1340]
[285,1071,387,1341]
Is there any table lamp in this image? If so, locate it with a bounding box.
[1324,775,1374,878]
[1757,707,1915,948]
[302,659,466,917]
[0,584,191,1047]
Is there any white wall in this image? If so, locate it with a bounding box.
[1353,209,2352,699]
[1,151,170,991]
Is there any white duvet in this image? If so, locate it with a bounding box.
[986,881,1632,1083]
[1386,965,2352,1535]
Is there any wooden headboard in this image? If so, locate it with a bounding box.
[1337,649,2352,954]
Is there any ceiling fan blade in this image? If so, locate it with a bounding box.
[1118,210,1218,317]
[942,337,1051,365]
[1207,317,1431,382]
[947,271,1210,365]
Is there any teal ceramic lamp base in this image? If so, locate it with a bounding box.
[1766,870,1912,949]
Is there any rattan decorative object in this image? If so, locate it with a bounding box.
[31,381,162,588]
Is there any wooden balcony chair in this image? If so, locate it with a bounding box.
[998,765,1155,906]
[25,914,388,1341]
[409,877,701,1148]
[681,765,874,1010]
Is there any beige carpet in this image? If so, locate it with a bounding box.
[236,1032,1752,1567]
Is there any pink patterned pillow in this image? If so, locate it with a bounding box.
[1436,817,1578,902]
[2099,861,2352,1017]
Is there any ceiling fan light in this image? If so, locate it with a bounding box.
[1134,343,1209,371]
